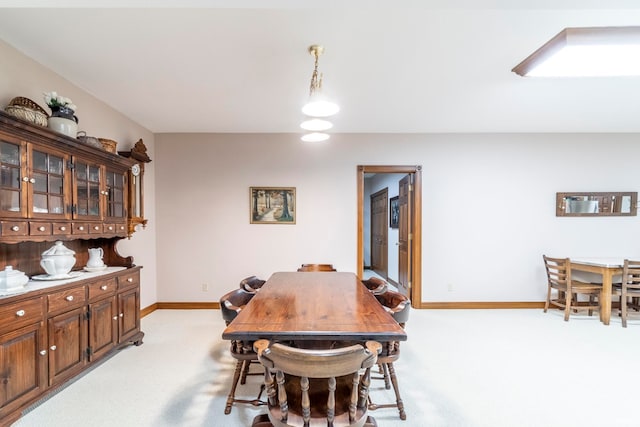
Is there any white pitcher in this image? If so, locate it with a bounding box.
[87,247,104,268]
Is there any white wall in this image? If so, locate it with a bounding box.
[0,40,158,309]
[155,132,640,304]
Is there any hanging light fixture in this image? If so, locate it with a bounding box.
[302,45,339,117]
[301,45,339,142]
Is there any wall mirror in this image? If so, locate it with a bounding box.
[556,192,637,217]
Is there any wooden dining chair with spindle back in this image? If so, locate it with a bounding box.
[250,339,381,427]
[297,264,337,272]
[367,289,410,420]
[612,259,640,327]
[543,255,601,321]
[219,288,266,414]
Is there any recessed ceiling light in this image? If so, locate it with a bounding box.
[301,132,330,142]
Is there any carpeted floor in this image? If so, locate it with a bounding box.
[12,308,640,427]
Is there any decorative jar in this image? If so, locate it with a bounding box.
[47,105,78,138]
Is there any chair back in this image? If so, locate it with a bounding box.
[543,255,571,292]
[297,263,337,272]
[622,259,640,292]
[220,288,254,325]
[361,277,388,295]
[253,339,381,427]
[375,290,410,326]
[240,275,266,293]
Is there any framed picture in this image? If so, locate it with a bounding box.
[389,196,399,228]
[250,187,296,224]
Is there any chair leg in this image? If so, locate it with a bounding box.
[240,360,250,384]
[381,363,391,390]
[588,295,594,317]
[564,292,572,321]
[225,359,244,414]
[387,362,406,420]
[622,295,628,328]
[544,286,551,313]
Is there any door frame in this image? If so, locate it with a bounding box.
[357,165,422,308]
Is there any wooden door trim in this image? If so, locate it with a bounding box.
[357,165,422,308]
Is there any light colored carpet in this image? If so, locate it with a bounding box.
[12,308,640,427]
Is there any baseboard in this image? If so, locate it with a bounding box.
[418,301,545,309]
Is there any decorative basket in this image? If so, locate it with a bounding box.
[5,97,49,127]
[98,138,118,153]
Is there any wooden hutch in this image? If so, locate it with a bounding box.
[0,110,145,425]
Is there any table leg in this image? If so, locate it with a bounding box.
[601,271,612,325]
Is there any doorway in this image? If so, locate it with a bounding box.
[357,165,422,308]
[370,187,388,279]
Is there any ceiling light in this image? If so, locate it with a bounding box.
[512,26,640,77]
[300,118,333,132]
[302,45,339,117]
[301,132,330,143]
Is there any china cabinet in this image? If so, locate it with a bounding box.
[0,111,144,425]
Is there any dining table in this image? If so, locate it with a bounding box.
[222,271,407,344]
[571,258,628,325]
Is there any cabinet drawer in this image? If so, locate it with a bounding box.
[114,223,127,235]
[29,222,52,236]
[48,286,86,313]
[88,278,117,301]
[73,223,89,234]
[0,297,45,334]
[52,222,71,235]
[1,221,28,237]
[88,223,103,234]
[104,223,117,234]
[118,271,140,289]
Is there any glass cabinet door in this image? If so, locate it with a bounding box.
[0,139,25,217]
[105,169,126,220]
[74,160,103,219]
[28,146,69,218]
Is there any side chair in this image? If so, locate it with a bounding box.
[240,275,266,293]
[543,255,601,321]
[368,290,410,420]
[361,277,388,295]
[612,259,640,327]
[250,339,381,427]
[219,288,266,414]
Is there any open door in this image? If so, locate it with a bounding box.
[370,188,388,279]
[358,165,422,308]
[397,175,411,296]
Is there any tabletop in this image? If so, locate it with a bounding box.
[222,271,407,342]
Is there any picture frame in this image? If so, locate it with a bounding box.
[250,187,296,224]
[390,196,399,228]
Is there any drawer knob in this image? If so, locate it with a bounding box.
[60,226,66,231]
[94,226,100,230]
[50,345,57,351]
[40,350,47,356]
[16,309,25,317]
[65,295,74,301]
[108,226,113,231]
[101,285,108,290]
[127,278,133,282]
[119,313,124,317]
[11,226,19,232]
[38,226,45,231]
[79,226,85,231]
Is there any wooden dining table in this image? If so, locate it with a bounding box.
[222,271,407,344]
[571,258,626,325]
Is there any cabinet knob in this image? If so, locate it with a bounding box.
[108,226,113,231]
[29,178,35,184]
[79,226,85,231]
[40,350,47,356]
[50,345,57,351]
[101,285,108,291]
[38,226,45,231]
[60,226,66,231]
[11,226,19,232]
[94,226,100,230]
[16,309,25,317]
[127,278,133,283]
[65,295,74,301]
[119,313,124,317]
[22,176,29,182]
[113,315,118,320]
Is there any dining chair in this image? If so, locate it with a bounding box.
[250,339,381,427]
[368,289,410,420]
[297,263,337,272]
[219,288,266,414]
[612,259,640,327]
[240,275,266,293]
[361,277,388,295]
[543,255,601,321]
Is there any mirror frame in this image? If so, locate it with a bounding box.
[556,192,637,217]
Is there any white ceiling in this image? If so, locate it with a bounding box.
[1,1,639,133]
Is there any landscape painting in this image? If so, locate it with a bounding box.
[250,187,296,224]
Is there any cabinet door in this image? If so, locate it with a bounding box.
[88,296,117,361]
[27,145,71,220]
[73,159,103,220]
[117,286,140,344]
[104,168,127,221]
[0,323,47,415]
[47,308,87,386]
[0,139,27,218]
